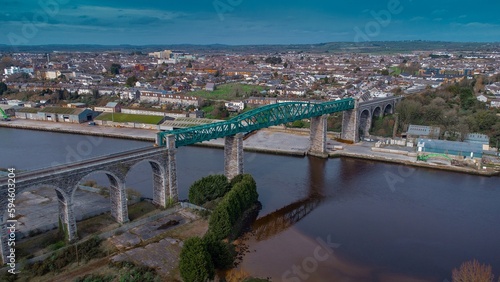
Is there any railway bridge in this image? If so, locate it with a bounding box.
[0,96,401,263]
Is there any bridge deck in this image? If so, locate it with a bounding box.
[0,146,163,183]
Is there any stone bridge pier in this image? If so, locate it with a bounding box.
[224,133,244,180]
[308,115,329,158]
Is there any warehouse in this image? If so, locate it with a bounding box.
[417,139,483,159]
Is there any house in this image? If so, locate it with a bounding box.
[245,97,277,106]
[476,94,488,103]
[15,107,95,123]
[405,124,441,140]
[119,89,140,100]
[225,101,245,112]
[140,90,201,106]
[94,102,121,113]
[491,100,500,108]
[205,83,216,92]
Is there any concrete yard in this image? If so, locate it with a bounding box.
[15,186,110,238]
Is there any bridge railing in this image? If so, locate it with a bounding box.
[0,146,160,181]
[158,98,355,147]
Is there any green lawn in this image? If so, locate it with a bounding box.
[191,83,265,101]
[389,66,402,76]
[95,113,164,124]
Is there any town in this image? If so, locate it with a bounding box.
[1,45,500,162]
[1,43,500,281]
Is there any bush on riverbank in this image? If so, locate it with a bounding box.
[179,237,215,282]
[188,175,231,206]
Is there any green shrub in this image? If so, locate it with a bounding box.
[179,237,215,282]
[203,236,234,270]
[207,206,232,240]
[208,174,259,240]
[188,175,231,205]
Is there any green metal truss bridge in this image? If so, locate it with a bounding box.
[157,98,355,147]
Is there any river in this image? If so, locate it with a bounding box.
[1,127,499,281]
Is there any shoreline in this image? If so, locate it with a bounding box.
[1,120,498,177]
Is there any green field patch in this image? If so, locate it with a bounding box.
[389,66,402,75]
[96,113,164,124]
[191,83,265,101]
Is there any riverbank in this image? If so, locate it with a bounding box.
[1,119,498,176]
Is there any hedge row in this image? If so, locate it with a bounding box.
[207,174,258,240]
[180,174,258,282]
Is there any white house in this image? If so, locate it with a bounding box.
[477,94,488,103]
[225,101,245,112]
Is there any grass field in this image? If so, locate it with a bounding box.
[191,83,265,100]
[96,113,164,124]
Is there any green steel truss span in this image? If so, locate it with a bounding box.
[158,98,355,147]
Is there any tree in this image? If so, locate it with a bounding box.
[110,63,121,75]
[452,259,494,282]
[208,206,232,240]
[126,76,138,87]
[203,235,234,270]
[92,89,100,100]
[179,237,215,282]
[265,56,282,65]
[188,174,230,205]
[0,82,7,96]
[187,62,193,68]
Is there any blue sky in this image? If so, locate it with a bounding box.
[1,0,499,45]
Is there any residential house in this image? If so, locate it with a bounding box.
[477,94,488,103]
[225,101,245,112]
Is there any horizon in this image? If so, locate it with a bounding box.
[2,1,500,46]
[1,40,500,49]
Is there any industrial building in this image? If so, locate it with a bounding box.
[417,139,483,159]
[15,107,95,123]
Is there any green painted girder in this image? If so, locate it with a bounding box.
[158,98,355,147]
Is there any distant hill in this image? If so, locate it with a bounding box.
[0,41,499,54]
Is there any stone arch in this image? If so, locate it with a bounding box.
[384,103,394,115]
[1,184,68,234]
[126,159,168,207]
[359,109,371,140]
[0,184,76,264]
[76,170,129,224]
[372,106,382,119]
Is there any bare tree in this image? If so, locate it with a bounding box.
[452,259,494,282]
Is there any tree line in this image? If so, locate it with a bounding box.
[180,174,262,282]
[395,80,500,146]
